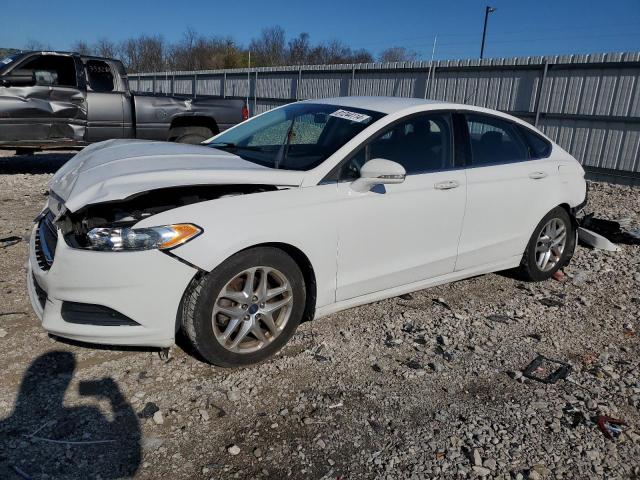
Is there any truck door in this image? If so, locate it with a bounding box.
[82,58,127,141]
[0,53,87,143]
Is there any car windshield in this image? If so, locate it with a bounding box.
[207,103,385,170]
[0,52,26,75]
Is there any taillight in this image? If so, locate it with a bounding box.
[242,104,249,120]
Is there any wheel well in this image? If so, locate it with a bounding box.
[175,242,317,335]
[558,202,578,228]
[169,116,219,136]
[247,242,317,323]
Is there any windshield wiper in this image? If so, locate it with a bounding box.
[209,142,264,152]
[274,118,296,169]
[208,142,238,150]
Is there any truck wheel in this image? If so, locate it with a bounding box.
[168,126,213,145]
[181,247,306,367]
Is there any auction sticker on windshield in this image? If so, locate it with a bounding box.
[330,109,372,123]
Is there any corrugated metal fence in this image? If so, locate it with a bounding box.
[129,52,640,176]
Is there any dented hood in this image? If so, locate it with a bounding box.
[50,139,305,212]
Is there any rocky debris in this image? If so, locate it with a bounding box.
[138,402,160,419]
[0,155,639,479]
[152,410,164,425]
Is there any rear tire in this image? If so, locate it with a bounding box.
[517,207,575,281]
[169,126,213,144]
[182,247,306,367]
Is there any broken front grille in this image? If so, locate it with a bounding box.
[34,211,58,271]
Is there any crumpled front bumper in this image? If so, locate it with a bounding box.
[27,223,198,347]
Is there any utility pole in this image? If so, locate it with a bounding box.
[480,6,496,59]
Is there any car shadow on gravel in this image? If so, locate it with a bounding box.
[0,151,77,174]
[0,351,141,479]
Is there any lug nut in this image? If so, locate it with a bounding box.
[260,302,265,308]
[242,304,248,310]
[243,315,250,320]
[252,295,258,302]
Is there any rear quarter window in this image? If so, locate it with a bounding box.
[520,126,552,159]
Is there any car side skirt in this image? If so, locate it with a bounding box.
[314,255,521,319]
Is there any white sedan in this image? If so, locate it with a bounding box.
[27,97,587,366]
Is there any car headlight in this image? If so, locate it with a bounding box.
[86,224,202,251]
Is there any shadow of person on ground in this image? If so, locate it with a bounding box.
[0,351,141,479]
[0,151,76,174]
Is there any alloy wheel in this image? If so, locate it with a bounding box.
[535,218,567,271]
[211,266,293,353]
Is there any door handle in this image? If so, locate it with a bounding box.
[434,180,460,190]
[529,171,548,179]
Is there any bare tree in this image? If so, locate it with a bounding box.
[24,39,51,51]
[70,40,93,55]
[119,35,166,72]
[378,46,418,63]
[64,27,417,72]
[249,26,286,66]
[352,49,374,63]
[167,29,245,70]
[95,38,118,58]
[288,32,310,65]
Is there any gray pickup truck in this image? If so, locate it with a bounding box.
[0,51,247,153]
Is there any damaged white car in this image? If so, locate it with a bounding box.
[28,97,587,366]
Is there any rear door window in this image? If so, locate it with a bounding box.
[86,60,115,93]
[466,113,530,166]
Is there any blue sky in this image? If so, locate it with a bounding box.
[1,0,639,60]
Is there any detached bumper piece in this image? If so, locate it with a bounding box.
[61,301,140,327]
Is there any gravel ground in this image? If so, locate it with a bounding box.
[0,149,639,480]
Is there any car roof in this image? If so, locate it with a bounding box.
[302,96,548,137]
[304,96,450,114]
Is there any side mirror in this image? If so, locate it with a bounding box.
[351,158,406,193]
[0,69,36,87]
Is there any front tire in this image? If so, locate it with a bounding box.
[517,207,576,281]
[182,247,306,367]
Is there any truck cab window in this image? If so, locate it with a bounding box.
[18,55,77,87]
[86,60,115,93]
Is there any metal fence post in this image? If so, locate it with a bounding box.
[152,74,156,94]
[296,67,302,100]
[349,66,356,95]
[171,74,175,96]
[534,60,549,127]
[193,73,197,99]
[222,72,226,98]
